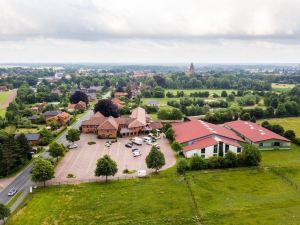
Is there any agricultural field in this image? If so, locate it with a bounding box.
[166,89,236,96]
[258,117,300,136]
[0,91,11,105]
[271,83,296,92]
[0,90,17,118]
[8,145,300,225]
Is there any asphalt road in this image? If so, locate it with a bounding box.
[0,109,94,205]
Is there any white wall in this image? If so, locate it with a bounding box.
[184,144,240,158]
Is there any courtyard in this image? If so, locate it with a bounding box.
[51,133,176,183]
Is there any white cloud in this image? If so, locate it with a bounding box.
[0,0,300,62]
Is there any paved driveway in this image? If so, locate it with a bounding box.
[52,134,176,183]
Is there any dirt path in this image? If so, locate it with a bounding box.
[0,89,17,109]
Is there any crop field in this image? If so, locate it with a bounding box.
[0,91,11,105]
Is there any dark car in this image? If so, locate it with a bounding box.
[125,142,133,148]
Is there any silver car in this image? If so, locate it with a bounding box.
[8,188,17,196]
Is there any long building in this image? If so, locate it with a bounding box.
[81,107,162,138]
[224,120,291,150]
[173,119,245,158]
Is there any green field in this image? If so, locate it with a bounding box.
[166,89,236,96]
[258,117,300,136]
[272,83,296,92]
[0,108,5,117]
[0,91,10,104]
[8,144,300,225]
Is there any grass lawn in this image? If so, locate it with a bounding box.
[8,169,197,225]
[0,108,5,117]
[258,117,300,136]
[8,143,300,225]
[0,91,11,104]
[272,83,296,92]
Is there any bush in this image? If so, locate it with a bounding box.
[240,144,261,166]
[207,156,224,169]
[223,151,238,168]
[67,173,76,178]
[88,141,96,145]
[190,155,207,170]
[176,158,189,175]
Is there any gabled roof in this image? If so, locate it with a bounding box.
[183,137,217,152]
[224,120,290,143]
[44,111,61,117]
[130,107,146,126]
[92,112,105,118]
[98,117,118,130]
[173,120,244,144]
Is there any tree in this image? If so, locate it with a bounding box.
[146,146,165,173]
[241,113,251,121]
[16,133,33,161]
[95,155,118,182]
[152,86,165,98]
[240,145,261,166]
[94,99,119,117]
[284,130,296,141]
[165,128,174,142]
[48,142,65,160]
[0,203,10,221]
[70,91,89,105]
[32,158,54,187]
[66,129,80,145]
[171,141,182,152]
[176,158,189,175]
[221,90,228,97]
[275,103,287,117]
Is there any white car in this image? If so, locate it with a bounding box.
[137,170,147,177]
[68,144,78,149]
[8,188,17,196]
[132,150,142,157]
[105,143,111,147]
[145,140,152,145]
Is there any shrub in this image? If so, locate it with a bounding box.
[190,155,207,170]
[223,151,238,168]
[88,141,96,145]
[207,156,224,169]
[284,130,296,141]
[67,173,76,178]
[171,141,182,152]
[176,158,190,175]
[240,144,261,166]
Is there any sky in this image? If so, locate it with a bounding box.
[1,0,300,63]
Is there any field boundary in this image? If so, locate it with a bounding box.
[184,175,203,225]
[266,165,299,190]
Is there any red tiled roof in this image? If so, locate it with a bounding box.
[183,137,217,152]
[98,117,118,130]
[224,120,290,143]
[173,120,244,144]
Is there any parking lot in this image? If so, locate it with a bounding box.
[52,134,176,182]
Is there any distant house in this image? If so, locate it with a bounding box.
[111,97,125,109]
[51,88,61,95]
[68,101,87,111]
[173,120,245,158]
[0,86,8,92]
[147,100,160,107]
[86,93,97,101]
[81,107,150,138]
[115,92,128,99]
[43,111,61,120]
[224,120,291,150]
[32,102,48,113]
[47,112,71,126]
[27,115,38,124]
[15,133,41,146]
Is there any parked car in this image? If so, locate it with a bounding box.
[144,136,152,142]
[8,188,17,196]
[132,137,142,145]
[132,148,139,152]
[68,144,78,149]
[137,170,147,177]
[132,150,142,157]
[145,139,152,145]
[152,143,160,149]
[125,142,133,148]
[105,143,111,147]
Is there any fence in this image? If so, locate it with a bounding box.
[36,174,141,186]
[267,165,299,190]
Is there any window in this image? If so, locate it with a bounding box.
[237,147,241,153]
[259,143,263,147]
[225,144,229,152]
[201,148,205,154]
[274,142,280,147]
[214,145,218,153]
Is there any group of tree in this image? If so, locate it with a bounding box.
[94,99,119,117]
[177,145,261,174]
[157,108,183,120]
[0,133,33,176]
[69,91,89,105]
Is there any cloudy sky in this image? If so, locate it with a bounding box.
[1,0,300,63]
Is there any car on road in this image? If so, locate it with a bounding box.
[68,144,78,149]
[132,149,142,157]
[125,142,133,148]
[7,188,17,196]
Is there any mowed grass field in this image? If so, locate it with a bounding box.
[272,83,296,92]
[166,89,236,96]
[0,91,11,104]
[258,117,300,136]
[8,144,300,225]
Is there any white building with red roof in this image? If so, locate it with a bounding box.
[173,120,245,158]
[224,120,291,150]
